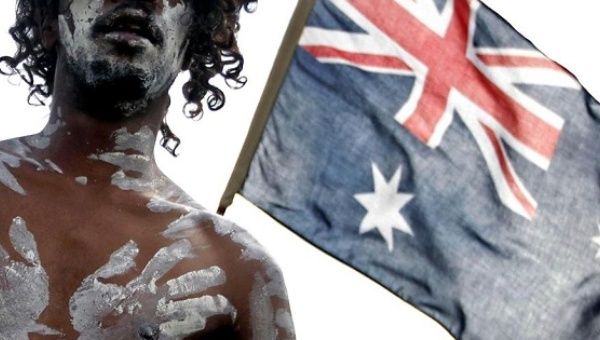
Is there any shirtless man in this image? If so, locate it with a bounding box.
[0,0,295,338]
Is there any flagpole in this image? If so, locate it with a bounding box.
[218,0,317,214]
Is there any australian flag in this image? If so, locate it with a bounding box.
[220,0,600,337]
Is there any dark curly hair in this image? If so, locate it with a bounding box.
[0,0,257,155]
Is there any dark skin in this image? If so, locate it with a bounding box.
[0,0,293,338]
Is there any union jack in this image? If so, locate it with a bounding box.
[299,0,580,220]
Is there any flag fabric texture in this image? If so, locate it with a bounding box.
[221,0,600,337]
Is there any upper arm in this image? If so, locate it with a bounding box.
[179,214,297,339]
[244,261,296,340]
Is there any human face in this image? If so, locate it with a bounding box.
[58,0,191,105]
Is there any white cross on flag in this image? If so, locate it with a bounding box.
[299,0,579,219]
[224,0,600,338]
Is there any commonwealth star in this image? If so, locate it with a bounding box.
[354,163,414,252]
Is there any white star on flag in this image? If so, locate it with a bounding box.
[592,224,600,258]
[354,163,414,252]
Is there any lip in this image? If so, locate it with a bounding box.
[93,9,163,47]
[100,31,151,48]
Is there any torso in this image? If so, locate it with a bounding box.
[0,135,294,339]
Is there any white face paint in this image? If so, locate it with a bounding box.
[58,0,191,106]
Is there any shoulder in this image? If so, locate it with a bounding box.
[0,137,38,195]
[160,208,282,283]
[209,213,296,340]
[0,135,63,197]
[160,209,296,339]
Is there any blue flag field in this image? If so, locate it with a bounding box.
[220,0,600,337]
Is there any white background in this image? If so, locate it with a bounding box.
[1,1,599,339]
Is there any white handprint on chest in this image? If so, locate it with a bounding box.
[0,217,61,339]
[69,238,236,339]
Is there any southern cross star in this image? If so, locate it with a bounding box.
[354,163,414,252]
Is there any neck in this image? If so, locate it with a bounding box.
[25,63,169,179]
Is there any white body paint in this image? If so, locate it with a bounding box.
[0,115,64,194]
[0,217,61,338]
[22,117,61,150]
[90,126,201,211]
[163,212,295,338]
[89,126,161,193]
[87,125,295,337]
[45,159,64,174]
[0,125,294,337]
[69,239,235,339]
[58,0,191,107]
[214,218,295,338]
[275,309,295,339]
[249,274,277,340]
[75,176,88,185]
[0,0,294,337]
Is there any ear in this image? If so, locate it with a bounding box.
[40,17,59,50]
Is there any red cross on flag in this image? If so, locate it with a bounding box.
[299,0,580,219]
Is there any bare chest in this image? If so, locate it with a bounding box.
[0,186,240,339]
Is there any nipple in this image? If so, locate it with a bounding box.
[138,323,160,340]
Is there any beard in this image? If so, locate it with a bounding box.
[63,50,171,119]
[56,0,189,120]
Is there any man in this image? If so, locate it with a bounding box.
[0,0,295,338]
